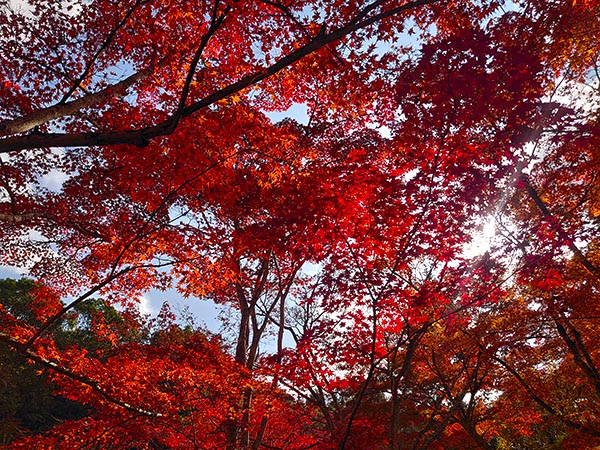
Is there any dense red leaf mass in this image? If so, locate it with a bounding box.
[1,0,600,448]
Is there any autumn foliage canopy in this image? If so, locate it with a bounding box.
[1,0,600,448]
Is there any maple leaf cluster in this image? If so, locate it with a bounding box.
[1,0,600,448]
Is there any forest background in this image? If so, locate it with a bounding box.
[1,0,600,448]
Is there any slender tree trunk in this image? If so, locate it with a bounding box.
[462,422,494,450]
[225,421,238,450]
[227,281,252,450]
[389,376,401,450]
[240,389,253,448]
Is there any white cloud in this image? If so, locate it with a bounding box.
[137,294,156,316]
[41,170,68,192]
[0,265,29,277]
[8,0,32,13]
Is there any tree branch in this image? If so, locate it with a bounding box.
[519,174,600,281]
[0,332,162,417]
[0,69,151,137]
[0,0,439,153]
[494,353,600,437]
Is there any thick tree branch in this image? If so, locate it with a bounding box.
[0,211,108,240]
[0,69,152,137]
[0,0,439,153]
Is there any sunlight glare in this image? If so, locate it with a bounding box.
[463,218,496,258]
